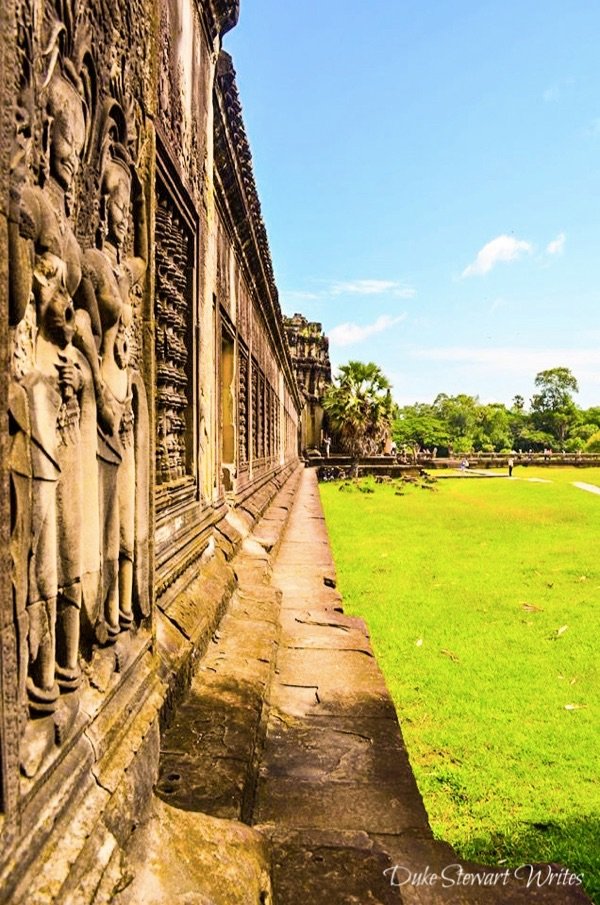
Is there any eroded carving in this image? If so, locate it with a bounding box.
[155,181,194,485]
[83,74,150,639]
[10,3,98,727]
[8,0,150,775]
[251,364,259,461]
[238,347,248,468]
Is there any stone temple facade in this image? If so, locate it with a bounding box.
[0,0,302,898]
[283,314,331,452]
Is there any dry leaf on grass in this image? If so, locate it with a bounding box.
[440,648,459,662]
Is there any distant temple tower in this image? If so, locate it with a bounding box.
[284,314,332,452]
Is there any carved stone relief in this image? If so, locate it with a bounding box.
[238,346,248,469]
[251,363,259,461]
[258,374,265,460]
[8,0,151,778]
[155,178,194,487]
[266,384,273,458]
[270,389,276,458]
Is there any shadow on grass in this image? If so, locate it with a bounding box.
[456,814,600,904]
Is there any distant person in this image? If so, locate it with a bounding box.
[323,436,331,458]
[390,440,397,456]
[508,456,514,478]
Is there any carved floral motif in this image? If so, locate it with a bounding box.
[155,186,193,485]
[238,348,248,468]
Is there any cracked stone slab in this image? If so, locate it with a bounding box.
[257,714,420,788]
[279,617,373,651]
[254,778,430,835]
[157,751,248,819]
[256,827,404,905]
[275,647,390,694]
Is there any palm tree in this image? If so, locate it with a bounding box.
[322,361,393,472]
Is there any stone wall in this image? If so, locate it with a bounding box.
[283,313,331,452]
[0,0,301,899]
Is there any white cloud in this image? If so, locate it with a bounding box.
[410,345,599,374]
[462,235,533,277]
[281,290,321,302]
[489,297,507,314]
[329,314,407,347]
[546,232,566,256]
[543,86,560,103]
[330,279,416,298]
[586,118,600,137]
[282,278,416,304]
[543,78,574,104]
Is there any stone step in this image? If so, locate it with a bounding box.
[155,583,280,821]
[154,467,304,822]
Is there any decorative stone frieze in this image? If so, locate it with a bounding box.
[155,179,195,487]
[5,0,153,785]
[238,345,249,468]
[0,0,301,898]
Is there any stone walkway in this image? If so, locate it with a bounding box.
[572,481,600,495]
[252,469,429,904]
[117,468,592,905]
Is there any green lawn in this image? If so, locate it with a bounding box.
[319,467,600,903]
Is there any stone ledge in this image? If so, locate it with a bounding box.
[113,800,272,905]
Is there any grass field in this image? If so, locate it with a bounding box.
[319,466,600,903]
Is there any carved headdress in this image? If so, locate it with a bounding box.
[92,58,141,247]
[38,0,96,196]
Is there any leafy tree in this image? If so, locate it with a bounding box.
[322,361,393,468]
[516,427,556,452]
[568,418,599,444]
[564,437,585,452]
[530,367,579,446]
[585,431,600,453]
[432,393,479,451]
[581,406,600,427]
[508,397,529,451]
[475,403,512,452]
[393,403,449,452]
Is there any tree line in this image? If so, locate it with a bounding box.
[323,362,600,457]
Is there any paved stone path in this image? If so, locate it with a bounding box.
[572,481,600,495]
[253,468,428,904]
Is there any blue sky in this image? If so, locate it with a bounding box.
[225,1,600,407]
